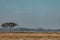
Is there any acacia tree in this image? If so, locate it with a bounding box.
[1,22,18,32]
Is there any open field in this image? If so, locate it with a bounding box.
[0,32,60,40]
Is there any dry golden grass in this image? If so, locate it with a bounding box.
[0,32,60,40]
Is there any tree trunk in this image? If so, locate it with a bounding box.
[8,26,10,32]
[9,27,11,32]
[12,27,15,32]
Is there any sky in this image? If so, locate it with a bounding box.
[0,0,60,29]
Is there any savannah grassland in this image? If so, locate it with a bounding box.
[0,32,60,40]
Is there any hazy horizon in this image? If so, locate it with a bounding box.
[0,0,60,29]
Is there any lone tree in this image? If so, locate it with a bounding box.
[1,22,18,32]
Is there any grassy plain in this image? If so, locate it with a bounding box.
[0,32,60,40]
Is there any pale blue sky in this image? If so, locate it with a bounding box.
[0,0,60,29]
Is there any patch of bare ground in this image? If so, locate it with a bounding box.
[0,32,60,40]
[0,38,60,40]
